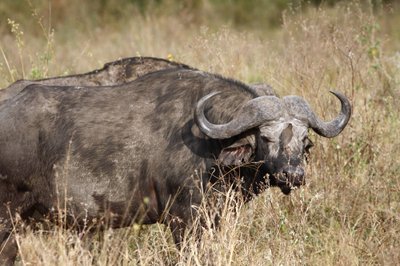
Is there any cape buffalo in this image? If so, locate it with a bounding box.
[0,56,275,103]
[0,56,193,103]
[0,67,350,265]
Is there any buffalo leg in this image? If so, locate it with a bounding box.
[0,229,17,266]
[168,217,187,249]
[0,203,17,266]
[0,181,36,265]
[0,181,17,265]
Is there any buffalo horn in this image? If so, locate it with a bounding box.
[283,91,351,138]
[194,91,283,139]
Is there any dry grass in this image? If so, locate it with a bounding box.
[0,1,399,265]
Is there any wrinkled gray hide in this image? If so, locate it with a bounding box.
[0,57,275,103]
[0,57,193,103]
[0,64,350,265]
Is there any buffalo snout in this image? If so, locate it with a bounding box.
[275,166,305,195]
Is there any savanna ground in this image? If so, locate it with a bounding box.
[0,0,399,265]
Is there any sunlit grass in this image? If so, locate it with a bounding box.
[1,1,399,265]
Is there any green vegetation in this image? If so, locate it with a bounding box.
[1,0,399,265]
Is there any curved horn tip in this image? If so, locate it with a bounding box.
[195,91,222,116]
[329,90,352,109]
[194,91,226,139]
[306,90,352,138]
[329,90,345,98]
[204,91,222,100]
[329,90,338,95]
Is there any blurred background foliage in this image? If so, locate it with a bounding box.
[0,0,398,34]
[0,0,399,82]
[0,0,399,81]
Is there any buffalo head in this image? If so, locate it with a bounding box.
[194,91,351,194]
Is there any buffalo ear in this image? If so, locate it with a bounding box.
[217,135,255,166]
[218,145,254,166]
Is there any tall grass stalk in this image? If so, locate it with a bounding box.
[0,1,399,265]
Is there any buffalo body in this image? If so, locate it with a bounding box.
[0,65,350,265]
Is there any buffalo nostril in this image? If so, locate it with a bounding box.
[282,166,305,186]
